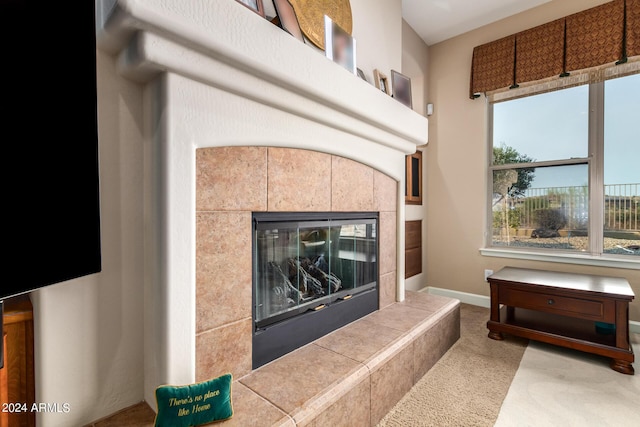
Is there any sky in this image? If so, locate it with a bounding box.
[493,73,639,194]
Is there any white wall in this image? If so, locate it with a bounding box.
[351,0,403,86]
[31,49,145,426]
[401,19,430,291]
[401,20,429,117]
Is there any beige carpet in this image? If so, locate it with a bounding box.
[377,304,528,427]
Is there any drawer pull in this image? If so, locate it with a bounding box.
[547,299,555,305]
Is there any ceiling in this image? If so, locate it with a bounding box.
[402,0,552,46]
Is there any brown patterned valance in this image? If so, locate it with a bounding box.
[470,0,638,99]
[469,36,515,97]
[515,19,565,84]
[628,0,640,57]
[565,0,624,71]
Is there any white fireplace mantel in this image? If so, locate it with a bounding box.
[96,0,427,405]
[97,0,427,156]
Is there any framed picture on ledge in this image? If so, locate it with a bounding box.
[273,0,304,42]
[373,69,390,95]
[324,15,356,74]
[235,0,265,17]
[357,68,367,82]
[391,70,412,108]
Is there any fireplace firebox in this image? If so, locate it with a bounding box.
[253,212,379,368]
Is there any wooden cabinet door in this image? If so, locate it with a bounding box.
[1,333,8,427]
[405,220,422,278]
[1,296,35,427]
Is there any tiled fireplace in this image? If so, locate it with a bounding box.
[196,147,398,378]
[97,0,428,406]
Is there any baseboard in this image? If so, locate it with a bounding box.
[422,286,640,334]
[423,286,491,308]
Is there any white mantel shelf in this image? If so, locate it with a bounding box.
[96,0,428,406]
[97,0,428,155]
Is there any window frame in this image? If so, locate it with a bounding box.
[484,76,638,266]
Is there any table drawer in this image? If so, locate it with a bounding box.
[501,287,605,320]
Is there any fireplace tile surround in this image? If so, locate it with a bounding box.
[195,146,398,381]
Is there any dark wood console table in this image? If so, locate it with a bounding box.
[487,267,635,374]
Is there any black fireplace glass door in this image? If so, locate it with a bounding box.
[253,213,377,327]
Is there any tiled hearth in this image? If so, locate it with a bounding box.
[236,292,460,426]
[88,292,460,426]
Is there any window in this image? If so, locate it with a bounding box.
[603,75,640,254]
[488,73,639,257]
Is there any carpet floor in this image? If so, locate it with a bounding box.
[377,304,528,426]
[377,303,639,427]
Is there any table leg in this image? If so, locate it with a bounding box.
[610,359,635,375]
[488,330,504,340]
[611,301,634,374]
[615,301,631,351]
[487,282,504,340]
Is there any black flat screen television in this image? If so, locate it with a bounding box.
[1,0,102,304]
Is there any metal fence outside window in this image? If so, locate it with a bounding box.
[504,183,639,232]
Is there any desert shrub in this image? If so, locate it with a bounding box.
[533,208,567,231]
[493,207,522,231]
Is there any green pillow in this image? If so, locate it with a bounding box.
[154,373,233,427]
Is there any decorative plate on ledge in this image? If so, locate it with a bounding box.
[289,0,352,50]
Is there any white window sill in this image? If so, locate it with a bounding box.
[480,247,640,270]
